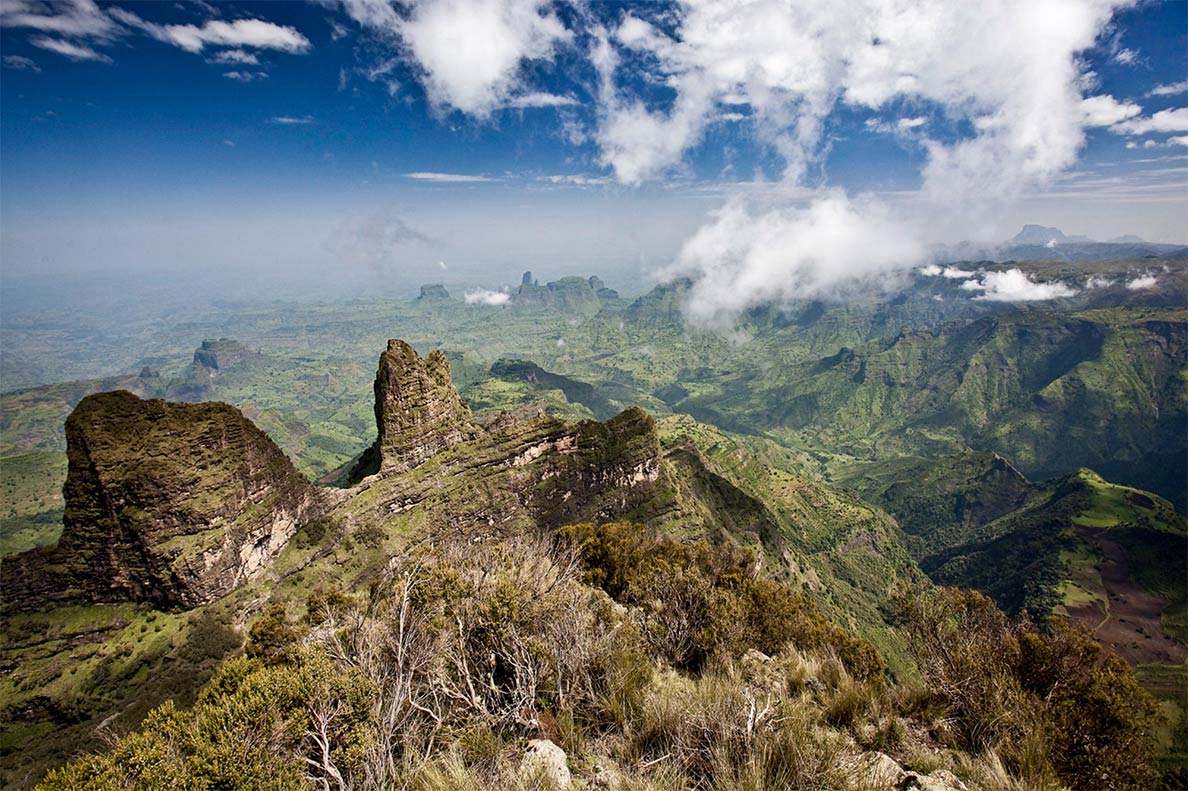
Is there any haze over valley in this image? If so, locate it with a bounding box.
[0,1,1185,789]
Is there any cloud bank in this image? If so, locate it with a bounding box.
[464,288,511,305]
[593,0,1136,322]
[960,269,1078,302]
[663,192,924,326]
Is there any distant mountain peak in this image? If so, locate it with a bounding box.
[1008,225,1097,246]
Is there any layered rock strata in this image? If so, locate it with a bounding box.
[2,391,317,611]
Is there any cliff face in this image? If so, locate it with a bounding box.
[192,338,254,371]
[2,391,317,611]
[370,340,479,474]
[343,339,666,531]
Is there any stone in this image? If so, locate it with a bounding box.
[852,751,907,787]
[901,769,969,791]
[521,738,570,788]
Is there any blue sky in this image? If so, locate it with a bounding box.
[1,0,1185,302]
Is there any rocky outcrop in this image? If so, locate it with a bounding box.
[513,275,618,309]
[418,284,451,301]
[1,391,317,611]
[350,340,480,479]
[345,340,666,531]
[192,338,254,371]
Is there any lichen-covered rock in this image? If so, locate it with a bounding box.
[1,391,317,611]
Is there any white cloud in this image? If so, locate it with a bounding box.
[2,54,40,71]
[578,0,1136,324]
[0,0,118,39]
[538,174,612,186]
[1171,136,1188,148]
[1080,94,1141,126]
[464,288,511,305]
[1113,47,1137,64]
[592,0,1128,200]
[29,35,110,62]
[960,268,1077,301]
[271,115,315,124]
[109,9,310,54]
[941,266,977,278]
[1148,81,1188,97]
[662,191,925,327]
[1086,275,1114,288]
[1112,107,1188,135]
[223,70,267,82]
[1126,274,1157,290]
[208,48,259,65]
[404,171,496,182]
[333,0,571,118]
[918,264,943,276]
[506,92,578,108]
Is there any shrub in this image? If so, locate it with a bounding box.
[897,584,1162,790]
[558,521,883,680]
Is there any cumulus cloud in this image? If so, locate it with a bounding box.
[29,35,110,61]
[1080,94,1141,126]
[662,191,925,327]
[917,264,977,278]
[332,0,571,117]
[464,288,511,305]
[1126,274,1157,290]
[1112,107,1188,136]
[592,0,1128,200]
[1086,275,1114,288]
[2,54,40,71]
[960,269,1077,301]
[404,171,496,182]
[576,0,1133,323]
[109,9,310,54]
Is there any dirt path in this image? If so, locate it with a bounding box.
[1065,525,1187,666]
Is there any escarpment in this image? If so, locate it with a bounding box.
[3,340,675,614]
[1,391,317,612]
[345,339,667,531]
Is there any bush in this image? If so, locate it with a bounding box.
[558,521,883,680]
[897,584,1162,790]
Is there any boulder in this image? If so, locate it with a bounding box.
[521,738,571,788]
